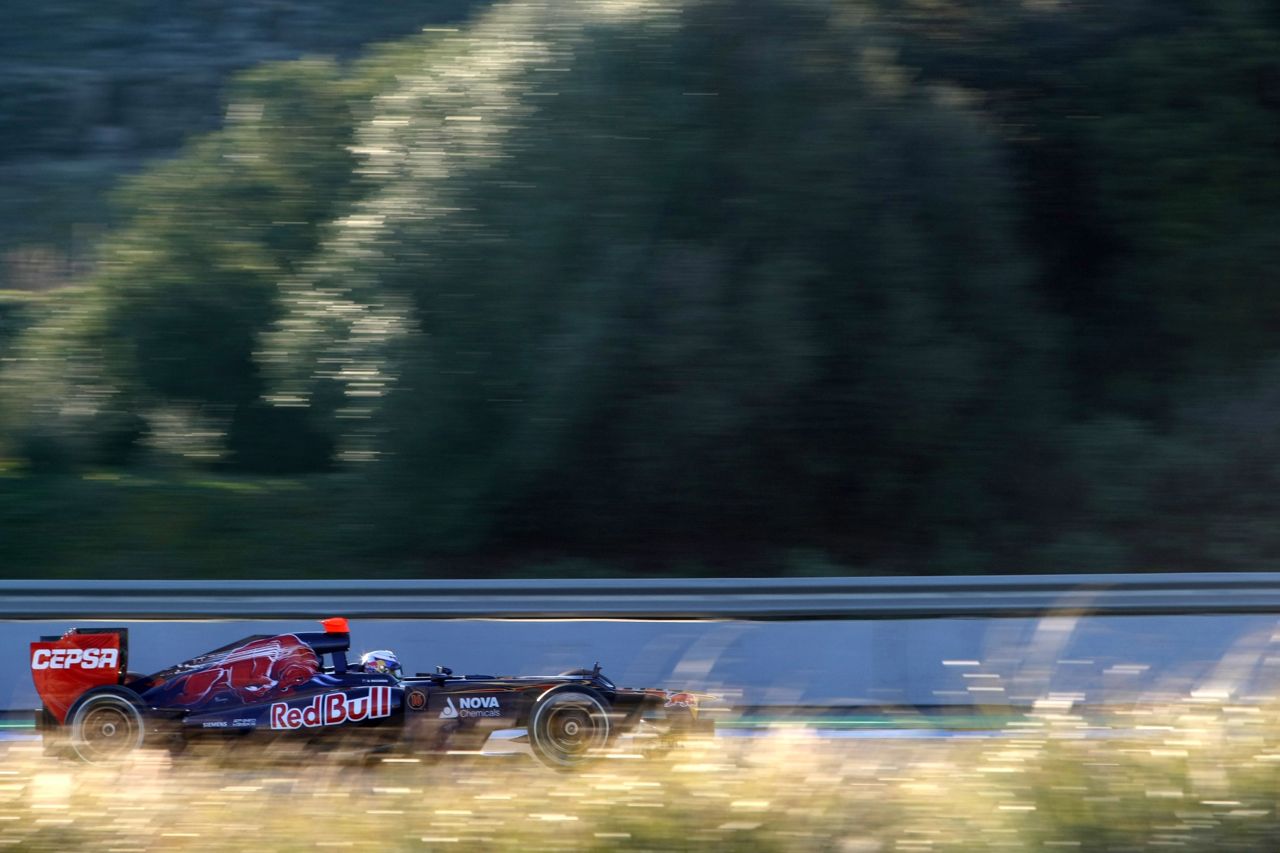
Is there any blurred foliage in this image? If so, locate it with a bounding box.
[10,696,1280,849]
[886,0,1280,411]
[272,0,1058,561]
[3,0,1280,576]
[0,0,480,287]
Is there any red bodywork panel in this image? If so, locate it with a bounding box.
[163,634,319,707]
[30,630,126,723]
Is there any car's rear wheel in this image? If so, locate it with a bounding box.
[528,689,610,769]
[69,693,144,763]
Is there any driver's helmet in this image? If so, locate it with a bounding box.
[360,650,402,681]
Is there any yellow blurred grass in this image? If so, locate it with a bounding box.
[4,701,1280,851]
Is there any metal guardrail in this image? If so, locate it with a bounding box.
[1,573,1280,620]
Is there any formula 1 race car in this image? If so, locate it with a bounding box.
[30,618,710,767]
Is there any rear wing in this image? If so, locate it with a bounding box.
[30,628,128,724]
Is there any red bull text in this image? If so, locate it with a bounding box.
[269,687,393,730]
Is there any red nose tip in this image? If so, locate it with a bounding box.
[321,617,350,634]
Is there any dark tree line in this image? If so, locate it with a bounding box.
[3,0,1280,575]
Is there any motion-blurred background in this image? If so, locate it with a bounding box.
[2,0,1278,579]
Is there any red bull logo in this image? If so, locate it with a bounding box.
[269,687,393,730]
[171,635,319,707]
[665,692,699,718]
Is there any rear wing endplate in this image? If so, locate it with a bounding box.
[30,628,129,724]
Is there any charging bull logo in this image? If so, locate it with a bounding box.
[270,688,393,730]
[665,692,699,719]
[163,635,319,708]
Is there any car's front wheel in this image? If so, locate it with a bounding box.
[528,689,610,769]
[68,691,144,763]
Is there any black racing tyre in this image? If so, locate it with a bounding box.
[528,689,610,770]
[68,691,144,763]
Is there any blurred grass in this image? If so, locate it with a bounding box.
[6,697,1280,850]
[0,469,697,579]
[0,468,805,579]
[0,470,370,578]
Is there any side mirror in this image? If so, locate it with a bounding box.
[432,665,453,681]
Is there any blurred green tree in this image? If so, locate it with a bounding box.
[883,0,1280,415]
[272,0,1062,565]
[1072,7,1280,386]
[9,57,390,471]
[9,0,1280,576]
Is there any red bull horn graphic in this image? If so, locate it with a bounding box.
[168,634,319,707]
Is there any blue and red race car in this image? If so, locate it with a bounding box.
[31,618,709,767]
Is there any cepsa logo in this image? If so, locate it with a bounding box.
[31,647,119,671]
[269,687,393,730]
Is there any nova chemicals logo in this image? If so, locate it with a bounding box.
[31,648,119,671]
[269,687,392,730]
[439,696,501,719]
[461,696,499,712]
